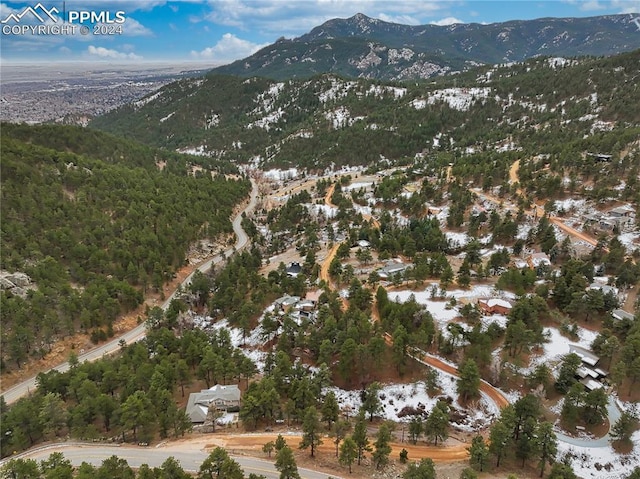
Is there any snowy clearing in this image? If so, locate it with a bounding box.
[427,87,491,112]
[557,431,640,479]
[325,368,498,432]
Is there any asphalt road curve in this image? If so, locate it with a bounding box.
[0,442,341,479]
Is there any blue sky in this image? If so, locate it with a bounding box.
[1,0,639,63]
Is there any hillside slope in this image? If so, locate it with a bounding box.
[0,124,249,370]
[92,50,640,171]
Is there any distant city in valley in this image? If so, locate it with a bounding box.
[0,63,209,124]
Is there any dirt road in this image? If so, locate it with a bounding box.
[215,432,469,463]
[410,348,510,409]
[509,159,521,191]
[549,217,599,248]
[483,160,603,250]
[320,243,340,286]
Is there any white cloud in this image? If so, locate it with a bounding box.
[430,16,465,26]
[579,0,607,10]
[62,1,167,13]
[378,13,420,25]
[611,0,640,13]
[190,33,268,64]
[87,45,142,60]
[0,2,19,19]
[200,0,448,36]
[122,17,153,36]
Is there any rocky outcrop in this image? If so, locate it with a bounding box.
[0,270,33,298]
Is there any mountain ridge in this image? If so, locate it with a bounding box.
[211,13,640,81]
[91,50,640,170]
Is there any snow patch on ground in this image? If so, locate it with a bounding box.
[515,326,599,376]
[159,111,175,123]
[305,203,338,219]
[619,232,640,253]
[411,98,427,110]
[390,284,515,332]
[318,79,355,103]
[557,431,640,479]
[516,223,533,240]
[176,145,210,156]
[481,314,509,329]
[353,205,373,217]
[324,107,365,129]
[325,369,497,431]
[367,85,407,98]
[553,198,588,214]
[446,231,470,248]
[248,107,284,130]
[391,290,459,329]
[427,87,490,112]
[343,182,373,191]
[133,90,162,108]
[263,168,298,181]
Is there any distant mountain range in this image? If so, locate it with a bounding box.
[211,13,640,80]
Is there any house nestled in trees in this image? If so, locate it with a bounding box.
[286,262,302,277]
[186,384,241,423]
[478,298,512,315]
[377,261,409,280]
[612,309,635,321]
[569,345,608,391]
[273,292,319,323]
[526,252,551,269]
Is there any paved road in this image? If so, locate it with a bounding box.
[0,442,342,479]
[555,396,622,448]
[1,180,258,405]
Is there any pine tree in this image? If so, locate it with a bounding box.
[402,458,436,479]
[38,392,68,439]
[330,419,351,457]
[275,434,287,451]
[537,422,558,477]
[275,446,301,479]
[488,420,510,467]
[321,391,340,428]
[424,404,449,446]
[372,422,392,470]
[299,406,323,457]
[339,436,358,473]
[362,382,382,421]
[547,462,578,479]
[467,435,489,472]
[352,411,372,465]
[262,441,275,458]
[408,416,423,444]
[457,358,481,402]
[610,410,638,444]
[515,417,539,468]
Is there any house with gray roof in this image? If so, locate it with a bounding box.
[185,384,241,423]
[612,309,635,321]
[377,261,409,280]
